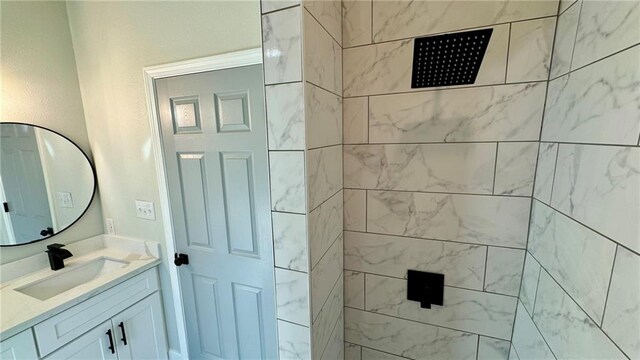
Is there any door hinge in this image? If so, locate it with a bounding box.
[2,202,8,213]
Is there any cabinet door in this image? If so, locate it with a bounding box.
[112,293,168,360]
[44,321,117,360]
[0,329,39,360]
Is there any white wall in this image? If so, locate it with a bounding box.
[65,1,262,354]
[0,1,104,263]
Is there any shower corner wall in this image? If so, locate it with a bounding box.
[261,0,344,358]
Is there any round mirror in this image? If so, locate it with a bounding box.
[0,123,96,246]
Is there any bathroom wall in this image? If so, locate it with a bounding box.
[65,1,262,355]
[0,1,104,263]
[261,0,344,358]
[341,1,558,359]
[511,2,640,359]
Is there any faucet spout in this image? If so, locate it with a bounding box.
[46,243,73,271]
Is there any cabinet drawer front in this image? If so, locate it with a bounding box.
[35,268,159,357]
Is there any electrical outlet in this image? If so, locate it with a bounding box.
[57,192,73,208]
[106,218,115,235]
[135,200,155,220]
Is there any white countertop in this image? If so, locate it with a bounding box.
[0,235,161,340]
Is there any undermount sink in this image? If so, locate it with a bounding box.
[15,257,129,301]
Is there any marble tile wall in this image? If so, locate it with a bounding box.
[262,0,344,357]
[512,2,640,360]
[341,1,559,358]
[303,1,345,359]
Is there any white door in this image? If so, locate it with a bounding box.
[112,293,168,360]
[0,123,53,242]
[155,64,278,359]
[45,321,118,360]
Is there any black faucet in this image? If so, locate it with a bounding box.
[46,243,73,271]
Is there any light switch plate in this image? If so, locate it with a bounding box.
[106,218,116,235]
[135,200,155,220]
[57,192,73,208]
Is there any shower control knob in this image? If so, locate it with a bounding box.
[174,253,189,266]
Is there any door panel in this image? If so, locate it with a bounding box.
[156,64,277,359]
[0,124,53,243]
[44,321,117,360]
[112,293,168,360]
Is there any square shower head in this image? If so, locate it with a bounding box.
[411,28,493,89]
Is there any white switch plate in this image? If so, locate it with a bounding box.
[57,192,73,208]
[106,218,115,235]
[135,200,155,220]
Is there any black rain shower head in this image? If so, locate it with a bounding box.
[411,28,493,89]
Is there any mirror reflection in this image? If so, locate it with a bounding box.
[0,123,95,246]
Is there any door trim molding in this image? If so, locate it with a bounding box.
[142,48,263,360]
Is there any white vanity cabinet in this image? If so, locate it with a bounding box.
[0,267,167,360]
[46,293,166,360]
[0,329,39,359]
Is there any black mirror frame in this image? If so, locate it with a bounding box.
[0,122,98,247]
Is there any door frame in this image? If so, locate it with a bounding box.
[142,48,264,360]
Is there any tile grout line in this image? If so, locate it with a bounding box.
[345,228,528,252]
[567,0,584,72]
[599,245,618,326]
[516,296,559,360]
[492,142,500,195]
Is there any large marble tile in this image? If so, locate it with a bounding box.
[269,151,306,213]
[304,10,342,95]
[367,191,531,248]
[304,0,341,45]
[344,270,364,309]
[494,142,538,196]
[266,83,304,150]
[344,231,486,290]
[276,268,310,326]
[519,253,541,315]
[345,143,496,194]
[550,1,580,78]
[602,247,640,359]
[528,201,616,322]
[343,0,371,47]
[478,337,511,360]
[311,235,343,320]
[368,82,546,143]
[343,97,368,144]
[542,46,640,145]
[507,17,556,82]
[307,145,342,210]
[272,212,308,272]
[308,190,342,268]
[371,0,557,42]
[551,144,640,253]
[312,277,343,359]
[320,310,344,360]
[345,308,478,360]
[485,247,525,296]
[366,275,517,339]
[361,348,407,360]
[511,302,555,360]
[344,189,366,232]
[572,1,640,70]
[533,142,558,204]
[305,83,341,149]
[343,24,509,97]
[277,319,310,360]
[262,0,299,14]
[263,7,302,84]
[533,271,627,359]
[345,342,361,360]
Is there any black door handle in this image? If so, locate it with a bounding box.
[118,321,128,345]
[106,329,115,354]
[174,253,189,266]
